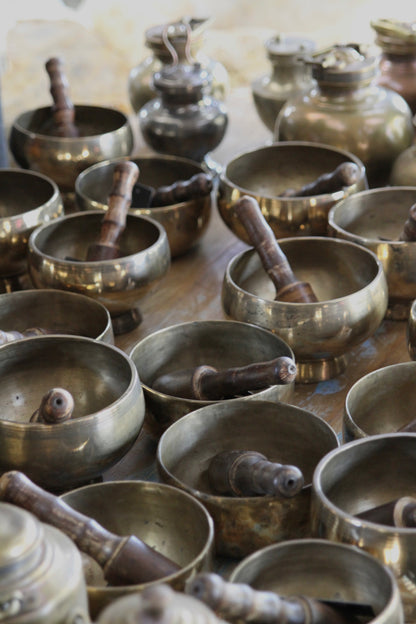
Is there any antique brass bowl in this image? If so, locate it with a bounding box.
[312,433,416,621]
[157,398,339,558]
[222,237,388,383]
[329,186,416,320]
[9,105,134,192]
[0,168,63,282]
[60,479,214,620]
[217,142,367,241]
[408,299,416,359]
[75,155,212,257]
[27,210,170,334]
[230,538,403,624]
[0,334,145,490]
[129,320,295,431]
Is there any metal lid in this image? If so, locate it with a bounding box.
[153,62,210,97]
[0,503,43,576]
[310,45,377,86]
[371,19,416,54]
[265,34,316,62]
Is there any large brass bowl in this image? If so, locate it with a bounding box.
[328,186,416,320]
[75,155,212,257]
[312,433,416,621]
[0,335,145,490]
[222,237,388,383]
[157,398,338,558]
[60,480,214,620]
[217,142,367,242]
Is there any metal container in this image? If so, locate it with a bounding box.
[275,44,414,187]
[0,334,145,490]
[312,433,416,622]
[0,502,90,623]
[230,538,403,624]
[251,34,316,132]
[157,398,338,558]
[390,123,416,186]
[60,480,214,620]
[408,299,416,359]
[218,142,367,242]
[222,236,388,383]
[328,186,416,320]
[129,319,295,432]
[75,155,212,258]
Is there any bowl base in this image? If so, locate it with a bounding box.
[297,353,349,383]
[111,307,142,335]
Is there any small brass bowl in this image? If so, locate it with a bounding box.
[312,433,416,621]
[0,168,63,279]
[0,289,114,344]
[75,155,212,257]
[129,320,295,431]
[222,237,388,383]
[60,479,214,620]
[9,105,134,192]
[0,335,145,490]
[27,210,170,333]
[329,186,416,320]
[230,538,403,624]
[218,141,367,241]
[407,299,416,359]
[157,398,338,558]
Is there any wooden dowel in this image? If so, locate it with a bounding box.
[356,495,416,527]
[280,162,361,198]
[150,173,213,207]
[45,57,79,137]
[29,388,74,424]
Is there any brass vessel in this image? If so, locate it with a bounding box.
[408,299,416,360]
[390,121,416,186]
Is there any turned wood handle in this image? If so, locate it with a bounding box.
[0,471,180,585]
[207,450,304,498]
[151,356,297,400]
[45,57,79,137]
[86,161,140,261]
[399,204,416,241]
[234,196,318,303]
[150,173,213,207]
[0,327,53,346]
[280,162,361,198]
[29,388,74,424]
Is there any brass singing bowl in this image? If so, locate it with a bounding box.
[407,299,416,360]
[0,335,145,490]
[60,479,214,620]
[0,289,114,344]
[157,398,338,558]
[27,210,170,331]
[217,141,367,241]
[230,538,403,624]
[0,168,63,278]
[9,105,134,192]
[129,319,295,432]
[222,237,388,383]
[329,186,416,321]
[312,433,416,621]
[75,155,212,258]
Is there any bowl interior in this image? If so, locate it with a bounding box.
[0,170,57,218]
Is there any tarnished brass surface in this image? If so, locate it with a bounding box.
[329,187,416,320]
[391,143,416,186]
[312,433,416,622]
[60,480,214,620]
[408,300,416,360]
[0,169,63,278]
[157,398,338,558]
[27,210,170,318]
[218,142,367,242]
[9,105,134,192]
[230,538,403,624]
[222,237,388,383]
[129,320,295,431]
[0,335,144,490]
[75,155,212,258]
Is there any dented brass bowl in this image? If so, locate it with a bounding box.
[75,155,212,257]
[129,320,295,432]
[157,398,338,558]
[0,335,145,490]
[230,538,403,624]
[60,479,214,620]
[312,433,416,621]
[222,237,388,383]
[218,142,367,241]
[329,186,416,320]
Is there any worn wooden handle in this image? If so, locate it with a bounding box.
[234,196,318,303]
[207,450,304,498]
[45,57,79,137]
[280,162,361,198]
[86,161,140,261]
[399,204,416,241]
[29,388,74,424]
[151,173,213,207]
[0,471,180,585]
[0,327,53,346]
[152,356,297,400]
